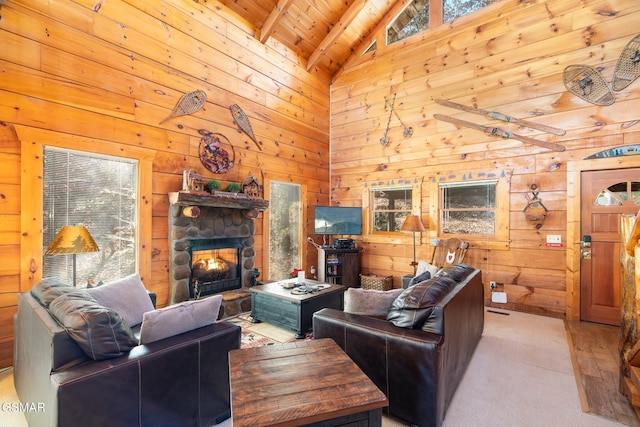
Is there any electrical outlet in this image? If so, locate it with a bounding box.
[490,281,497,289]
[546,234,562,244]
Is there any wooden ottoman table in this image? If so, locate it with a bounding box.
[229,338,388,427]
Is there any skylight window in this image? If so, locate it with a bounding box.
[387,0,429,45]
[364,41,377,54]
[443,0,496,23]
[387,0,499,45]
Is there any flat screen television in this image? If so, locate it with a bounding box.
[314,206,362,235]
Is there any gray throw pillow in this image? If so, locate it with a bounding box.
[139,295,223,344]
[88,273,154,327]
[344,287,404,317]
[48,290,138,360]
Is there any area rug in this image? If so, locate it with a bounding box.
[225,312,312,348]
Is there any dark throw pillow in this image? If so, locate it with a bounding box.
[407,270,432,288]
[387,276,457,329]
[30,277,76,308]
[49,290,138,360]
[435,263,473,282]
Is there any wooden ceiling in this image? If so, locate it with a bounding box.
[216,0,403,79]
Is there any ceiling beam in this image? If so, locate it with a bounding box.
[333,0,413,81]
[260,0,295,43]
[306,0,368,71]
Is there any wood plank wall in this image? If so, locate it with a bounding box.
[0,0,638,368]
[331,0,640,318]
[0,0,330,367]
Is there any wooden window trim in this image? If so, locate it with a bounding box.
[18,127,154,291]
[429,170,511,250]
[362,182,422,245]
[261,175,307,281]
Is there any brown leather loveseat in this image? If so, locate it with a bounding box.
[14,276,241,427]
[313,264,484,427]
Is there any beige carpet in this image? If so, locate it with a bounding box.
[439,310,624,427]
[0,310,630,426]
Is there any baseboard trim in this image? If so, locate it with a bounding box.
[565,320,590,413]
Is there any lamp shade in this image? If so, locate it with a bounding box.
[401,215,425,232]
[45,225,99,255]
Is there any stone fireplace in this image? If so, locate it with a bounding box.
[167,191,268,314]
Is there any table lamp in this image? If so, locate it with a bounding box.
[401,215,425,275]
[45,225,99,287]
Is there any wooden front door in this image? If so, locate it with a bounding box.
[580,169,640,325]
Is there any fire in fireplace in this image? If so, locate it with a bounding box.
[190,241,241,299]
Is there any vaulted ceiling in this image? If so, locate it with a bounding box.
[216,0,405,79]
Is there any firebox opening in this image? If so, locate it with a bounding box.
[190,240,242,299]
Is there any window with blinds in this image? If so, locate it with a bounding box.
[43,147,138,287]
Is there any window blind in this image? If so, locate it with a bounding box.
[43,147,138,286]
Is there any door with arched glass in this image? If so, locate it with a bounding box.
[581,169,640,325]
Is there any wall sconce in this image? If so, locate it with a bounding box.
[45,225,99,287]
[401,215,426,275]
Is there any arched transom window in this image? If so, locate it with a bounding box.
[594,181,640,206]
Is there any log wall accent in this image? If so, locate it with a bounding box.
[331,0,640,319]
[0,0,330,367]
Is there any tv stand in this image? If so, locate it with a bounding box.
[317,247,362,288]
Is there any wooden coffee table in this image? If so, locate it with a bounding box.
[229,338,388,427]
[250,279,345,338]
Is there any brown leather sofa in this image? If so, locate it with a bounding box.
[14,285,241,427]
[313,265,484,427]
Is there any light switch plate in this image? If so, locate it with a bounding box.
[546,234,562,244]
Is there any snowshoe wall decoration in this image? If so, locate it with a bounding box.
[159,90,207,124]
[613,34,640,91]
[563,65,615,106]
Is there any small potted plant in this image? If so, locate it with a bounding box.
[226,182,242,193]
[205,179,221,194]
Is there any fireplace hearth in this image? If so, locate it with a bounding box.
[168,191,268,307]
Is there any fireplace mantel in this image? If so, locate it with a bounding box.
[168,191,269,211]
